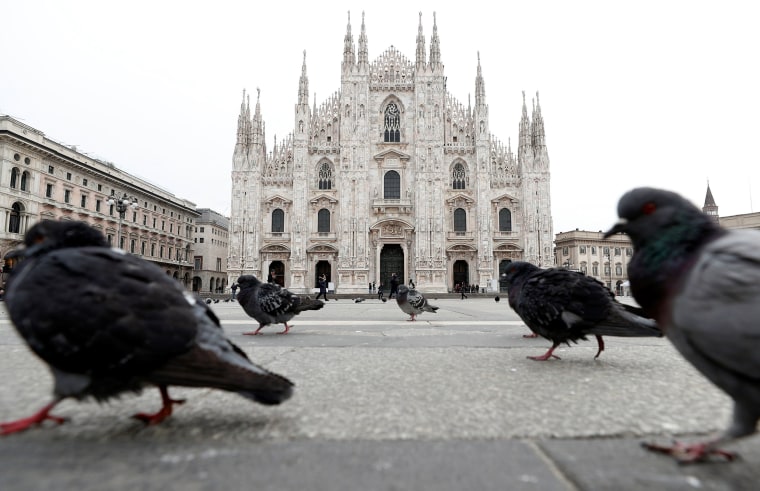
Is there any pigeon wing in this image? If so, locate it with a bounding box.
[672,230,760,377]
[407,289,427,311]
[257,282,298,318]
[6,247,198,377]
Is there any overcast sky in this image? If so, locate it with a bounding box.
[2,1,758,234]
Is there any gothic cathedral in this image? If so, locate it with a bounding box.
[228,12,552,294]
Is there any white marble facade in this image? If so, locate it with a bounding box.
[228,12,552,294]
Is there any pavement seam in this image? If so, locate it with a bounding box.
[524,439,580,491]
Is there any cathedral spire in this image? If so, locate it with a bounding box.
[703,180,719,221]
[358,11,368,66]
[531,91,545,148]
[415,11,426,70]
[342,11,356,70]
[519,90,531,150]
[236,89,250,146]
[252,87,265,149]
[475,52,487,111]
[298,50,309,107]
[429,12,442,69]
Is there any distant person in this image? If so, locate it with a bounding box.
[267,270,275,284]
[316,274,329,301]
[377,282,384,300]
[231,282,238,300]
[409,278,415,289]
[461,283,468,300]
[368,282,372,294]
[389,273,400,299]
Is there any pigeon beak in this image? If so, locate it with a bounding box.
[4,243,29,260]
[603,219,628,238]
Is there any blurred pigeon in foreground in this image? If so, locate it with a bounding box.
[605,187,760,463]
[396,284,439,321]
[237,275,324,335]
[503,261,661,361]
[0,221,293,435]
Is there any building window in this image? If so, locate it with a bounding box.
[626,247,633,256]
[592,263,599,276]
[563,247,569,255]
[96,199,101,212]
[591,246,597,255]
[160,246,164,258]
[615,265,623,275]
[10,168,19,189]
[132,212,137,222]
[579,245,587,254]
[64,189,71,204]
[498,208,512,232]
[48,165,54,174]
[199,238,204,243]
[614,247,621,256]
[318,162,332,189]
[216,258,222,272]
[194,256,202,270]
[383,170,401,199]
[46,183,54,198]
[151,244,156,256]
[130,240,136,253]
[272,209,284,233]
[98,184,102,191]
[603,247,610,256]
[199,227,204,233]
[318,209,330,233]
[80,195,87,208]
[82,178,88,186]
[454,208,467,233]
[452,162,466,189]
[66,172,72,181]
[8,202,22,234]
[20,171,29,191]
[141,242,146,255]
[383,102,401,143]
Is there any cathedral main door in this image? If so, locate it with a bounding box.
[379,244,404,290]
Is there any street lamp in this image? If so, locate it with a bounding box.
[604,248,613,291]
[107,192,138,250]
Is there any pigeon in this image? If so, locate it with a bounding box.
[353,298,365,303]
[494,296,500,302]
[503,261,661,361]
[395,284,439,321]
[237,275,324,335]
[605,187,760,463]
[0,220,293,435]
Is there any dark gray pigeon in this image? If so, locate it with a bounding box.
[237,275,324,335]
[395,284,439,321]
[0,221,293,435]
[605,187,760,463]
[503,261,661,361]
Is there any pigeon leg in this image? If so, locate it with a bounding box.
[594,335,605,359]
[407,314,416,322]
[527,343,561,361]
[1,399,66,435]
[278,323,291,334]
[243,324,265,336]
[523,332,539,338]
[641,440,738,464]
[132,386,185,426]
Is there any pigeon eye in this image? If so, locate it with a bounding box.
[642,202,657,215]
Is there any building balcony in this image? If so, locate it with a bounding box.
[310,232,337,241]
[447,231,474,241]
[264,232,291,241]
[372,198,413,214]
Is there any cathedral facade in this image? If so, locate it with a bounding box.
[228,13,552,294]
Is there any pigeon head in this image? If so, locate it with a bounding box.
[7,220,108,259]
[397,284,409,295]
[604,187,719,246]
[502,261,539,288]
[237,275,262,289]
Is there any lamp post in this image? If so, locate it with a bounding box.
[107,192,138,250]
[604,248,613,291]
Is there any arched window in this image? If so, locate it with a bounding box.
[318,162,332,190]
[383,171,401,199]
[9,202,22,234]
[384,102,400,142]
[318,209,330,233]
[454,208,467,233]
[452,163,466,189]
[20,171,29,191]
[271,209,284,233]
[10,167,19,189]
[499,208,512,232]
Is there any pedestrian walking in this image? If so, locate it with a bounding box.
[231,282,238,300]
[377,282,384,300]
[461,283,468,299]
[316,274,329,301]
[389,273,400,299]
